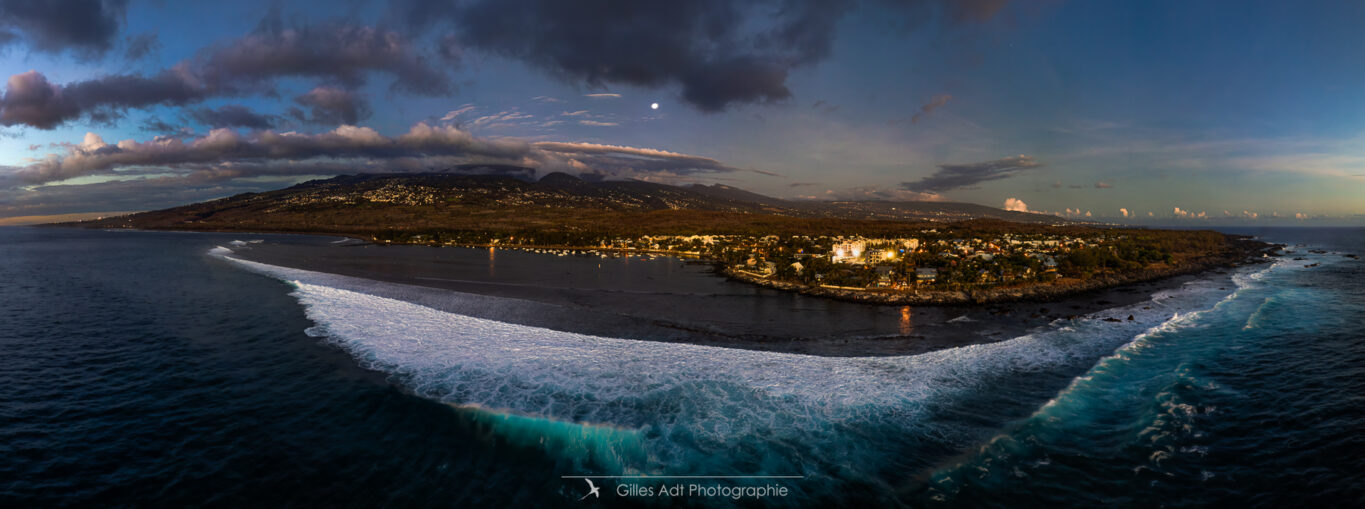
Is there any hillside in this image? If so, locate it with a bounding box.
[68,169,1068,237]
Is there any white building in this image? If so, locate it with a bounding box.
[830,241,866,263]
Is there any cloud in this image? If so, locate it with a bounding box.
[139,117,185,134]
[400,0,851,112]
[291,86,371,125]
[578,120,618,127]
[466,109,535,130]
[1119,207,1129,218]
[1094,181,1112,188]
[1172,206,1207,219]
[900,154,1041,193]
[0,16,450,129]
[0,0,129,58]
[189,104,277,129]
[395,0,1014,112]
[811,100,839,114]
[584,93,622,99]
[0,123,748,190]
[199,15,451,95]
[0,69,210,129]
[910,94,952,123]
[439,104,476,122]
[1002,197,1027,212]
[561,110,590,117]
[123,33,159,61]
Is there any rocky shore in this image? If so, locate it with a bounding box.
[721,236,1279,306]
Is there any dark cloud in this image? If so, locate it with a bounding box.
[0,14,450,130]
[881,0,1011,23]
[400,0,853,112]
[0,123,745,189]
[911,94,952,123]
[291,86,371,125]
[398,0,1012,112]
[435,34,462,65]
[0,0,129,57]
[811,100,839,114]
[123,33,159,61]
[0,69,211,129]
[139,116,180,133]
[199,15,452,95]
[189,104,277,129]
[900,154,1040,193]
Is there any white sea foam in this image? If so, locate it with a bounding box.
[212,249,1242,473]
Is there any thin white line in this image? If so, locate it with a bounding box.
[560,475,803,479]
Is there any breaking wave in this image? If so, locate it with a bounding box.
[210,247,1243,484]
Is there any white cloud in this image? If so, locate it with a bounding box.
[1003,197,1028,212]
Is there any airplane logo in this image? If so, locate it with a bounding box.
[579,478,601,501]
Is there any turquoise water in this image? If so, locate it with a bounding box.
[2,227,1362,507]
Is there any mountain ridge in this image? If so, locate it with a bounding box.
[68,168,1072,236]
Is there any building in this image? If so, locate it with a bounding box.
[830,241,866,263]
[915,267,938,284]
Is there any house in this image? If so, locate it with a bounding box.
[762,261,777,276]
[977,269,994,283]
[790,261,805,274]
[915,267,938,284]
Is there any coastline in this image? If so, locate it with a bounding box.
[719,236,1276,305]
[57,221,1276,308]
[221,234,1250,357]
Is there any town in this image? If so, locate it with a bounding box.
[370,226,1221,294]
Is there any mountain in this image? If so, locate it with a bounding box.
[70,170,1070,236]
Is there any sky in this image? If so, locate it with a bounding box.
[1,0,1363,225]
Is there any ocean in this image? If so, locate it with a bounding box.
[1,226,1361,507]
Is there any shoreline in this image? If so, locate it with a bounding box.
[222,235,1249,357]
[57,223,1276,307]
[719,237,1276,306]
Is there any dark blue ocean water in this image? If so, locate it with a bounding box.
[1,227,1361,507]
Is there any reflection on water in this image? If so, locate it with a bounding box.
[900,306,914,335]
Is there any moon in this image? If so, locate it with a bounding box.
[650,102,659,110]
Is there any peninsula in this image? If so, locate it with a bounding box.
[63,170,1271,304]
